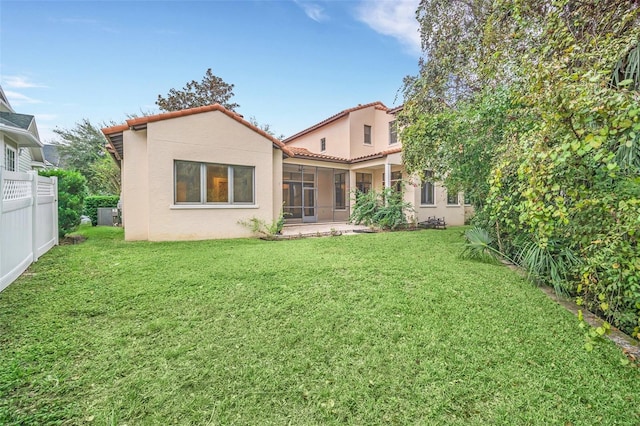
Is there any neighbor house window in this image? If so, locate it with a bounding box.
[447,190,459,205]
[174,160,254,204]
[334,171,346,209]
[389,121,398,145]
[364,125,372,145]
[421,171,435,205]
[321,138,326,152]
[5,146,16,171]
[356,172,372,193]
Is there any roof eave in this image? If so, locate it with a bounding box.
[0,123,43,148]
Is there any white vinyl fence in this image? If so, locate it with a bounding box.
[0,169,58,292]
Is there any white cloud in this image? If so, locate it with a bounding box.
[3,90,43,106]
[35,114,58,121]
[3,75,47,89]
[355,0,421,55]
[294,0,328,22]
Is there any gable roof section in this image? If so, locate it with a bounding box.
[0,111,42,148]
[283,101,388,144]
[0,111,35,130]
[102,104,294,162]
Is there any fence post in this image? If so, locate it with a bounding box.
[52,176,59,246]
[30,171,38,262]
[0,167,4,214]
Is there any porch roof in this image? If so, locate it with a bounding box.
[288,147,349,163]
[285,146,403,165]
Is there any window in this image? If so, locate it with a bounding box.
[320,138,326,152]
[447,190,459,205]
[175,160,254,205]
[364,125,372,145]
[5,146,16,171]
[421,171,435,205]
[464,192,471,206]
[356,172,372,193]
[382,171,403,192]
[389,121,398,145]
[334,171,346,209]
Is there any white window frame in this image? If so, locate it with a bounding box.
[364,125,372,145]
[389,121,398,145]
[356,172,373,193]
[5,145,17,171]
[447,190,460,206]
[174,160,255,206]
[421,171,435,206]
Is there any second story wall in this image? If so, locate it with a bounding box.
[286,116,351,159]
[285,103,400,161]
[349,106,398,159]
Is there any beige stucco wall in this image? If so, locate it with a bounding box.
[348,107,398,159]
[286,116,351,159]
[121,129,149,240]
[411,183,466,226]
[122,110,278,241]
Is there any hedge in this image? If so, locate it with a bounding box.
[84,195,120,226]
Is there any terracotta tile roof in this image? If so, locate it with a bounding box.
[286,146,402,164]
[387,105,404,114]
[289,146,349,163]
[101,104,293,158]
[283,101,388,143]
[350,146,402,163]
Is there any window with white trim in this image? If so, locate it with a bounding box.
[174,160,254,204]
[364,125,372,145]
[5,146,16,171]
[389,121,398,145]
[421,171,435,205]
[382,171,403,192]
[447,190,459,205]
[356,172,372,193]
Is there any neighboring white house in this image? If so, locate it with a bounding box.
[0,85,58,292]
[0,86,46,172]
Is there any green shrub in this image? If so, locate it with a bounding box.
[349,187,414,230]
[39,169,87,238]
[84,195,120,226]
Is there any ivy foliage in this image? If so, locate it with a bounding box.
[401,0,640,337]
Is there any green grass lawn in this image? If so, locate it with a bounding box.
[1,226,639,425]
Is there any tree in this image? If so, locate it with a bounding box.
[248,116,285,140]
[88,155,121,195]
[156,68,239,112]
[401,0,640,337]
[53,119,116,195]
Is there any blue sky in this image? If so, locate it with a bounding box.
[1,0,421,141]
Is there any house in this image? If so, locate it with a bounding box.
[281,101,467,226]
[102,105,293,241]
[0,86,46,172]
[102,102,466,241]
